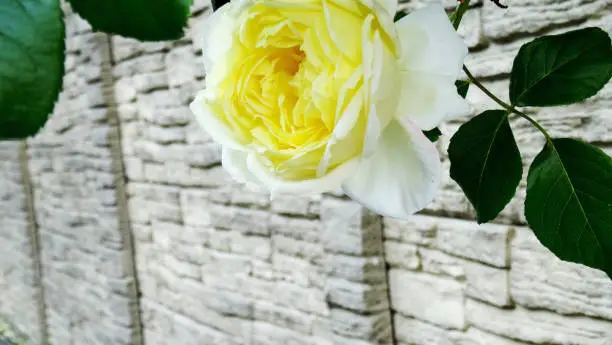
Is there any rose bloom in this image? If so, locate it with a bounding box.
[190,0,469,219]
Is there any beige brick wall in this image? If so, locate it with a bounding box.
[0,0,611,345]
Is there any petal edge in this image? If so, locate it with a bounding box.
[342,118,441,219]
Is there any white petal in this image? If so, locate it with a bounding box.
[369,27,401,129]
[362,103,381,158]
[394,5,470,129]
[398,71,471,130]
[222,148,266,191]
[332,89,364,139]
[375,0,398,16]
[189,91,246,151]
[396,4,467,77]
[196,0,250,74]
[342,118,441,219]
[247,154,360,196]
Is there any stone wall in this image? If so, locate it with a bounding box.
[19,5,143,345]
[0,0,611,345]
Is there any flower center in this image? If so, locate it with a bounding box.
[209,1,394,180]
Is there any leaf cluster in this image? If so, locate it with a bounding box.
[448,27,612,278]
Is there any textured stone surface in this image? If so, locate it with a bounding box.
[0,143,44,344]
[389,270,466,329]
[463,261,511,308]
[467,299,612,345]
[1,1,612,345]
[22,5,142,345]
[510,227,612,320]
[482,0,609,39]
[436,219,511,268]
[394,315,526,345]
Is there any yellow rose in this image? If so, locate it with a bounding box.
[190,0,469,218]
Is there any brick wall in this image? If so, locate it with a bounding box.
[0,0,611,345]
[16,5,143,345]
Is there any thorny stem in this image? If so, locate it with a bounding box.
[462,66,552,141]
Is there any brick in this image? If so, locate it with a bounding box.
[230,186,271,208]
[436,218,511,267]
[510,227,612,320]
[394,314,463,345]
[251,322,314,345]
[271,194,319,216]
[173,313,230,345]
[273,253,323,287]
[201,251,252,277]
[324,254,386,284]
[384,241,420,271]
[482,0,608,39]
[389,270,466,329]
[419,248,465,278]
[273,281,328,316]
[382,215,436,246]
[467,299,612,345]
[269,215,321,243]
[327,278,389,313]
[330,309,392,343]
[254,300,314,333]
[321,198,382,256]
[273,235,324,265]
[394,314,524,345]
[464,261,511,308]
[163,255,201,279]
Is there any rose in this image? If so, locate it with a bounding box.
[190,0,469,219]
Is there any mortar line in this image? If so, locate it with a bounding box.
[96,33,145,345]
[378,216,398,345]
[19,141,50,345]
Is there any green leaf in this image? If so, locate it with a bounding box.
[455,80,470,98]
[394,10,408,22]
[423,128,442,143]
[510,27,612,107]
[449,110,522,223]
[212,0,230,11]
[67,0,193,41]
[526,139,612,278]
[0,0,65,140]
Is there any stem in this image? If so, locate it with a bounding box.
[452,0,471,29]
[453,0,548,142]
[462,65,552,141]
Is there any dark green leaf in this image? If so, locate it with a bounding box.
[449,110,522,223]
[510,27,612,107]
[212,0,230,11]
[455,80,470,98]
[394,10,408,22]
[423,128,442,143]
[68,0,193,41]
[526,138,612,278]
[0,0,65,139]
